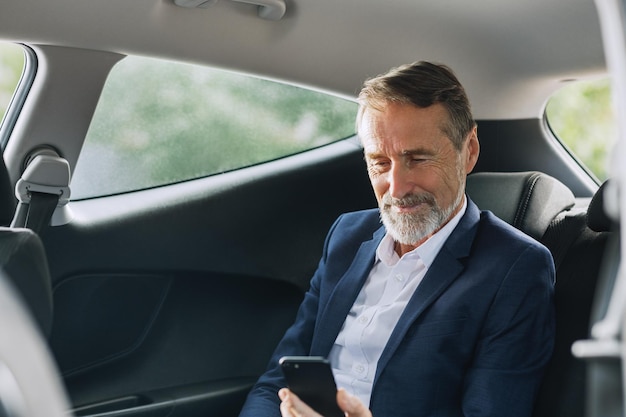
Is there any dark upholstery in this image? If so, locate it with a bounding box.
[466,171,576,240]
[0,155,16,226]
[467,172,613,417]
[0,227,53,337]
[587,179,617,232]
[533,180,612,417]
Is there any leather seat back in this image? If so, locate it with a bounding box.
[467,172,613,417]
[0,227,53,337]
[532,179,615,417]
[466,171,576,240]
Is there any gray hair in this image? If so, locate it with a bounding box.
[357,61,476,150]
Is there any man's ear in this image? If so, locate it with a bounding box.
[465,126,480,174]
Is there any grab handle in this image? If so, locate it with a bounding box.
[230,0,286,20]
[173,0,286,21]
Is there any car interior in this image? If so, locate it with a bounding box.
[0,0,624,416]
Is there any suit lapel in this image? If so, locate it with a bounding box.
[311,226,386,355]
[374,199,481,382]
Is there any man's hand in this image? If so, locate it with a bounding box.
[278,388,373,417]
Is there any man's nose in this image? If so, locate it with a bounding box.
[388,163,413,199]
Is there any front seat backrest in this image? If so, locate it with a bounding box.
[466,171,576,240]
[0,227,53,337]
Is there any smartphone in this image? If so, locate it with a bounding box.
[279,356,344,417]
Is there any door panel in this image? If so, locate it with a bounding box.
[57,273,302,416]
[42,141,376,416]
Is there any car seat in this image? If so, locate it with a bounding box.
[466,171,613,417]
[465,171,575,240]
[0,153,53,337]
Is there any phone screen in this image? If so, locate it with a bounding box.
[279,356,344,417]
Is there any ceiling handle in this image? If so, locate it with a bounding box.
[229,0,286,20]
[173,0,286,21]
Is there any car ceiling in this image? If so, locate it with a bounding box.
[0,0,606,120]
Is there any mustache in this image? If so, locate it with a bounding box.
[381,192,436,209]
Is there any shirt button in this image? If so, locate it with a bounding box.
[395,273,404,282]
[358,316,369,324]
[355,364,365,373]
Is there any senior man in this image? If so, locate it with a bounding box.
[239,61,555,417]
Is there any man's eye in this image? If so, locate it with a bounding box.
[368,161,389,173]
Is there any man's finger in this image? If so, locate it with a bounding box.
[279,388,323,417]
[337,389,372,417]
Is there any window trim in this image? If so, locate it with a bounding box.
[542,112,602,186]
[0,44,37,150]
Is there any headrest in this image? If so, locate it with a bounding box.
[587,179,615,232]
[466,171,575,240]
[0,227,53,337]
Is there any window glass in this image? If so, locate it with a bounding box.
[71,56,358,199]
[545,78,616,182]
[0,43,25,125]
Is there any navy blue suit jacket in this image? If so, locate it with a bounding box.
[239,198,555,417]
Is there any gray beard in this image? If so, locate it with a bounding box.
[380,191,463,245]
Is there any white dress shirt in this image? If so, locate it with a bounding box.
[328,199,467,407]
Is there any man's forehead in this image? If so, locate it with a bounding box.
[359,121,452,153]
[363,144,437,157]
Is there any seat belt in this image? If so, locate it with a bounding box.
[10,152,71,236]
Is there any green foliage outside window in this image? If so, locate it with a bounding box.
[545,78,616,182]
[0,43,25,123]
[71,56,358,199]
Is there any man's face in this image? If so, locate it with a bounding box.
[359,102,479,246]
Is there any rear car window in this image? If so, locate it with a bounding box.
[545,77,616,182]
[71,56,358,200]
[0,42,26,126]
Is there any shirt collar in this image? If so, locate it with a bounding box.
[376,196,468,268]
